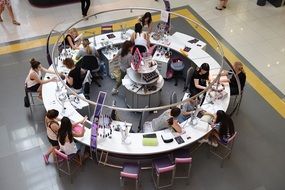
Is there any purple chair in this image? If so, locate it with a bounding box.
[152,157,176,189]
[120,163,140,190]
[173,149,192,181]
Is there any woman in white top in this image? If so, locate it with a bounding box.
[131,23,156,55]
[57,116,86,156]
[75,38,100,60]
[43,109,60,165]
[131,23,150,50]
[25,58,57,99]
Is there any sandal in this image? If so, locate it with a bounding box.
[12,20,20,25]
[0,17,3,22]
[215,7,223,10]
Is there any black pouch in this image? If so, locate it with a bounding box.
[24,95,30,108]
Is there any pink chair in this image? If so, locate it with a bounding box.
[54,149,82,183]
[210,132,238,168]
[152,157,176,189]
[173,149,192,181]
[120,163,140,190]
[101,24,113,34]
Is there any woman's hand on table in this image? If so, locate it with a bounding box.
[50,76,58,82]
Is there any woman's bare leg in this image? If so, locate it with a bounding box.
[223,0,229,7]
[6,4,20,25]
[0,5,4,21]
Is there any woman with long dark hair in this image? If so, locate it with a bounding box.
[57,116,86,155]
[111,40,134,95]
[213,110,235,145]
[139,12,153,33]
[199,110,235,147]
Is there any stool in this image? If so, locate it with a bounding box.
[54,149,82,183]
[173,149,192,180]
[152,157,175,189]
[170,60,185,86]
[120,163,140,190]
[25,87,42,113]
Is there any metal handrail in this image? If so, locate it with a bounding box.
[47,7,241,113]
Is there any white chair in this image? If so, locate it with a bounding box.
[183,67,194,92]
[209,132,238,168]
[139,106,149,132]
[170,91,177,107]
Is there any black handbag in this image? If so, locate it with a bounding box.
[24,95,30,108]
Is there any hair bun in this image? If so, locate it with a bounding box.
[30,58,36,64]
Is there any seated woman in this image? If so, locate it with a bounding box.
[138,12,153,34]
[189,63,210,104]
[178,96,199,122]
[43,109,60,164]
[25,58,57,98]
[199,110,235,147]
[190,63,210,95]
[63,28,80,50]
[63,58,85,92]
[111,40,134,95]
[223,61,246,95]
[151,107,182,133]
[130,23,149,52]
[57,116,87,156]
[75,38,100,60]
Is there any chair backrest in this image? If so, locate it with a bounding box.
[157,164,175,174]
[170,91,177,105]
[82,70,92,85]
[81,55,99,71]
[101,24,113,34]
[185,67,194,89]
[132,45,147,55]
[138,106,148,132]
[54,149,68,160]
[110,100,119,120]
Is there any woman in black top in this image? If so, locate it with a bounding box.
[64,28,80,50]
[229,61,246,95]
[199,110,235,147]
[190,63,210,96]
[63,58,84,90]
